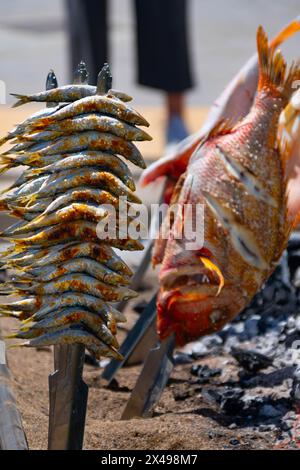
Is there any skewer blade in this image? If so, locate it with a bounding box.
[46,70,88,450]
[74,60,89,85]
[46,70,58,108]
[97,63,112,94]
[0,338,28,450]
[116,238,153,313]
[48,344,88,450]
[101,294,158,384]
[121,334,175,420]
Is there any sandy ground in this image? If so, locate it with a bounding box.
[0,312,276,451]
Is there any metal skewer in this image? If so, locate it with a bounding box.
[48,64,89,450]
[0,336,28,450]
[102,183,166,380]
[121,333,176,419]
[102,294,158,384]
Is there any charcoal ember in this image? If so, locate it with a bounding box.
[201,388,223,405]
[287,232,300,252]
[231,347,273,373]
[293,267,300,288]
[259,404,282,419]
[263,284,276,303]
[274,285,291,305]
[243,317,260,339]
[257,314,278,334]
[190,342,209,358]
[190,364,221,383]
[291,366,300,407]
[239,366,295,388]
[220,389,245,415]
[202,386,245,415]
[173,351,194,365]
[229,438,240,446]
[258,424,274,432]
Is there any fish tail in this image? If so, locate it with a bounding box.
[0,135,10,146]
[270,17,300,50]
[257,26,300,99]
[0,155,15,165]
[18,193,38,206]
[0,163,12,175]
[10,93,31,108]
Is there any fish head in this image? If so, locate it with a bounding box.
[156,250,246,345]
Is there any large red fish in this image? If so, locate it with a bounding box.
[140,18,300,193]
[154,26,300,346]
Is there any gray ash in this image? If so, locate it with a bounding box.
[175,234,300,448]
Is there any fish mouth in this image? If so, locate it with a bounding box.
[160,265,220,292]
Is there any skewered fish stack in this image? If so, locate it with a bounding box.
[0,63,151,359]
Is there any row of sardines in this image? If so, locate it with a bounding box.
[0,62,151,359]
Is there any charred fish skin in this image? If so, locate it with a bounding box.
[155,26,300,346]
[1,63,150,357]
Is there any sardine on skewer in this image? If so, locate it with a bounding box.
[1,63,150,357]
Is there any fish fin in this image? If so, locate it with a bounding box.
[203,118,235,141]
[257,26,300,98]
[278,89,300,166]
[0,155,15,165]
[0,135,10,146]
[270,17,300,50]
[10,93,31,108]
[199,256,225,296]
[139,130,204,187]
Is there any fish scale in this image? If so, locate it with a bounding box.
[0,64,150,359]
[153,26,300,347]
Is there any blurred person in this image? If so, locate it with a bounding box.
[65,0,194,145]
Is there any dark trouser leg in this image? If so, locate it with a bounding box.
[65,0,108,85]
[134,0,193,93]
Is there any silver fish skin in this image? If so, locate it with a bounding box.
[9,221,144,251]
[41,188,120,215]
[30,95,149,127]
[19,169,140,203]
[18,273,138,301]
[0,104,64,145]
[9,241,132,276]
[0,153,64,168]
[11,131,146,169]
[11,85,99,107]
[23,292,125,323]
[0,175,50,202]
[85,343,121,360]
[8,209,39,222]
[107,89,132,102]
[18,327,122,359]
[8,203,108,234]
[22,307,118,348]
[16,257,130,285]
[9,197,53,214]
[21,114,151,142]
[0,297,36,312]
[24,152,135,191]
[1,245,64,268]
[11,86,132,108]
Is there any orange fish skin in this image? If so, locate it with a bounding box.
[156,26,300,346]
